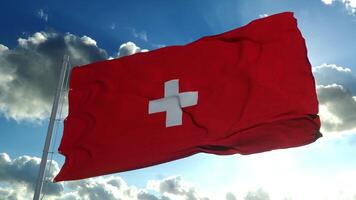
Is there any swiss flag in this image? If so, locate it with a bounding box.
[55,12,321,182]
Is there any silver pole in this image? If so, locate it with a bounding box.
[33,55,70,200]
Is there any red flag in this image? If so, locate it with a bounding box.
[55,12,321,182]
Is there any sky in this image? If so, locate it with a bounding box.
[1,0,356,199]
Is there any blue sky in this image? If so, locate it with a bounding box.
[1,0,356,199]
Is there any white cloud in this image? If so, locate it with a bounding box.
[2,152,356,200]
[319,104,343,126]
[258,14,269,18]
[37,9,49,21]
[0,31,107,122]
[117,41,148,57]
[0,153,235,200]
[147,176,210,200]
[66,177,139,200]
[343,0,356,13]
[0,153,63,198]
[312,63,356,133]
[0,44,9,53]
[18,32,48,47]
[322,0,334,5]
[80,36,97,46]
[0,187,27,200]
[0,153,213,200]
[313,64,355,93]
[321,0,356,13]
[313,63,351,73]
[0,153,153,200]
[64,175,222,200]
[0,32,148,123]
[317,84,356,133]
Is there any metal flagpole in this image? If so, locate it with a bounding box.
[33,55,70,200]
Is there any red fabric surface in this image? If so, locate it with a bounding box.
[55,12,321,182]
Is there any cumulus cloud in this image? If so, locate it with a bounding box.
[321,0,356,13]
[117,41,148,58]
[0,153,63,198]
[0,32,107,122]
[66,177,139,200]
[0,153,217,200]
[147,176,209,200]
[317,84,356,132]
[62,175,239,200]
[0,44,9,52]
[312,63,356,133]
[0,187,28,200]
[0,32,149,122]
[313,63,356,93]
[8,152,355,200]
[0,153,150,200]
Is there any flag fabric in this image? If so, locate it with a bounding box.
[55,12,321,182]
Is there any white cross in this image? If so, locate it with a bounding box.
[148,79,198,127]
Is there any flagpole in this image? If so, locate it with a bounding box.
[33,55,70,200]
